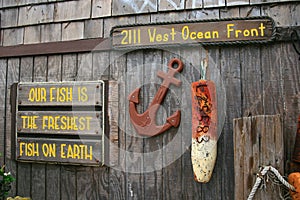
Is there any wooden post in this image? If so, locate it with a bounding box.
[233,115,284,200]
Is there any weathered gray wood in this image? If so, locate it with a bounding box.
[2,28,24,46]
[0,59,7,165]
[227,0,248,6]
[0,8,18,28]
[161,49,183,200]
[24,26,41,44]
[240,46,263,116]
[60,53,77,200]
[17,57,34,197]
[4,58,19,197]
[112,0,157,16]
[18,4,54,26]
[203,0,225,8]
[92,51,110,80]
[125,50,144,199]
[61,166,76,200]
[45,54,61,200]
[84,19,104,39]
[159,0,184,11]
[283,43,300,163]
[185,0,202,9]
[108,81,119,167]
[33,56,47,82]
[92,0,112,18]
[41,24,62,43]
[30,55,47,200]
[234,115,284,200]
[76,51,109,200]
[109,51,126,200]
[54,0,91,22]
[219,46,241,200]
[143,50,164,200]
[62,54,77,81]
[77,53,93,81]
[62,22,84,41]
[47,55,62,81]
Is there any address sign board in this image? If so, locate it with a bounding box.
[111,17,275,48]
[14,81,106,165]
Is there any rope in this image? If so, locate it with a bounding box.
[247,166,296,200]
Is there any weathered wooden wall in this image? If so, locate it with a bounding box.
[0,0,299,199]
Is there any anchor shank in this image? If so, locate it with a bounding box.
[149,85,168,107]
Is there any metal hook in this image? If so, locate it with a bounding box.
[291,29,300,60]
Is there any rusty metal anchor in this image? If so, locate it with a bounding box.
[128,58,184,137]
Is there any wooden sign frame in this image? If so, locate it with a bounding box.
[111,16,275,49]
[12,81,107,166]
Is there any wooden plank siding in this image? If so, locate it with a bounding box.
[0,0,299,200]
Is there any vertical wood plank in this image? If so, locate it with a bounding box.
[33,56,48,82]
[4,58,19,197]
[0,59,7,165]
[283,43,300,163]
[60,54,77,200]
[30,56,47,200]
[161,48,183,200]
[240,46,263,116]
[125,50,144,200]
[180,47,202,200]
[17,57,34,197]
[109,51,127,200]
[62,54,77,81]
[220,46,241,200]
[143,50,163,200]
[234,115,284,200]
[47,55,62,82]
[233,118,245,200]
[76,52,109,200]
[45,54,62,200]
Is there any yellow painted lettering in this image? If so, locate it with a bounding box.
[148,28,156,43]
[121,30,128,45]
[61,144,66,158]
[212,31,219,38]
[19,142,25,156]
[67,145,73,158]
[181,26,189,40]
[170,28,176,41]
[73,144,80,159]
[60,116,67,130]
[250,28,258,36]
[204,31,211,39]
[259,23,266,36]
[197,31,203,39]
[190,31,196,40]
[59,88,66,102]
[235,29,242,38]
[163,33,168,42]
[227,24,234,38]
[79,87,88,102]
[86,145,93,160]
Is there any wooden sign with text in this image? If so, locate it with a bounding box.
[14,81,106,166]
[17,137,102,164]
[111,17,275,48]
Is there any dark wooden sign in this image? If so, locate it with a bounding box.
[111,17,275,48]
[14,81,106,166]
[16,137,103,165]
[17,81,103,106]
[17,111,103,135]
